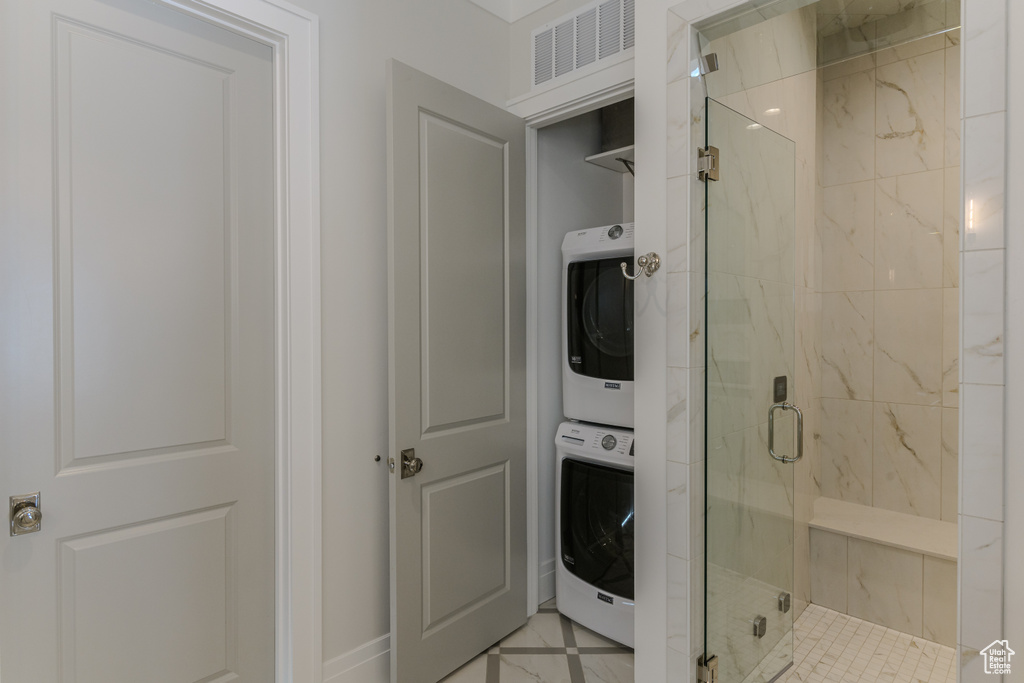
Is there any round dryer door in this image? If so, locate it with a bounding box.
[566,257,634,381]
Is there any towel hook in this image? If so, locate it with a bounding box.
[621,252,661,280]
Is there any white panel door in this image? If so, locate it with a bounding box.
[0,0,275,680]
[387,60,527,683]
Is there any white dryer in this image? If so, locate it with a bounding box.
[562,223,634,429]
[555,421,634,648]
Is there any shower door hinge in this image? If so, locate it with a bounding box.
[697,654,719,683]
[697,146,719,182]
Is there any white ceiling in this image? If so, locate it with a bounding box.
[467,0,561,23]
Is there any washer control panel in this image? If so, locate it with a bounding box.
[558,422,634,457]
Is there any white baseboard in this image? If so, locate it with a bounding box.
[539,557,556,605]
[323,634,390,683]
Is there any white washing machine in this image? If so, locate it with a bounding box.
[555,421,634,648]
[562,223,634,429]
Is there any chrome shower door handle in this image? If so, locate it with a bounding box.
[768,402,803,463]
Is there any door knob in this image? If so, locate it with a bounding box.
[400,449,423,479]
[10,492,42,536]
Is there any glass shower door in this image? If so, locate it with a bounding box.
[704,98,798,683]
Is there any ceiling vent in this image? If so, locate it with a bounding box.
[531,0,634,88]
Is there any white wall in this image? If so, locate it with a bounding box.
[1003,0,1023,653]
[282,0,511,673]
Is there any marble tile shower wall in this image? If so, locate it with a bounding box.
[818,33,961,522]
[667,0,1008,680]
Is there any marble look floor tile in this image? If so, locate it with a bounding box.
[846,538,923,636]
[440,651,491,682]
[875,51,945,178]
[823,70,875,186]
[579,654,634,683]
[822,181,874,292]
[874,289,942,406]
[501,612,565,648]
[874,170,944,290]
[872,402,942,519]
[572,623,624,649]
[499,654,572,683]
[821,292,873,401]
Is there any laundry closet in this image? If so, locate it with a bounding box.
[533,96,636,645]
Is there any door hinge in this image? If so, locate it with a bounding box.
[697,654,718,683]
[697,146,719,182]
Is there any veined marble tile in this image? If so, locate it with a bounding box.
[961,250,1004,385]
[580,654,634,683]
[822,181,874,292]
[872,402,942,519]
[667,367,687,463]
[689,366,705,466]
[959,515,1003,650]
[875,50,945,178]
[943,166,961,288]
[667,461,688,558]
[923,556,957,647]
[822,70,875,186]
[795,158,818,290]
[501,611,564,648]
[940,407,958,523]
[874,289,943,406]
[846,538,924,636]
[689,460,705,561]
[874,33,947,68]
[963,0,1006,117]
[667,77,690,179]
[942,287,959,407]
[821,52,874,82]
[667,11,690,84]
[961,383,1003,522]
[498,653,572,682]
[667,175,688,273]
[874,170,944,290]
[820,398,873,505]
[944,45,960,168]
[810,528,848,613]
[668,272,688,368]
[668,554,688,652]
[821,292,873,401]
[963,112,1006,251]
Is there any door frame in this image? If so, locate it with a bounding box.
[152,1,321,681]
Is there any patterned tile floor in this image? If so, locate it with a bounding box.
[440,600,634,683]
[774,604,957,683]
[440,601,956,683]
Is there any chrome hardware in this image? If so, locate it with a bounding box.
[388,457,396,473]
[697,146,719,182]
[400,448,423,479]
[10,492,42,536]
[752,615,767,639]
[697,654,719,683]
[699,52,720,75]
[620,252,661,280]
[778,592,792,613]
[768,401,804,463]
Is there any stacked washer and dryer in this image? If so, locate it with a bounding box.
[555,223,635,648]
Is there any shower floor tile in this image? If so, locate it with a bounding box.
[440,599,633,683]
[773,604,957,683]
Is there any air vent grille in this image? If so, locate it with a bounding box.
[534,28,553,85]
[530,0,634,88]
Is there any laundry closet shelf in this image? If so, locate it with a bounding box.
[584,145,635,173]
